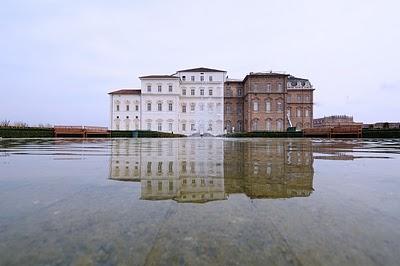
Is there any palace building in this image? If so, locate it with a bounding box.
[109,68,314,135]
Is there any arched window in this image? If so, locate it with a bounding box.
[277,119,283,131]
[297,108,302,117]
[266,119,272,131]
[251,119,258,131]
[305,109,310,117]
[277,100,283,112]
[147,102,152,111]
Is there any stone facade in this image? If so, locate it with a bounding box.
[224,72,314,132]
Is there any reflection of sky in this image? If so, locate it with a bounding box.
[1,1,400,125]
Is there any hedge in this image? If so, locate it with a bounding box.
[0,127,54,138]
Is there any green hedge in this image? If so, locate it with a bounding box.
[225,131,304,138]
[111,130,185,138]
[362,128,400,138]
[0,127,54,138]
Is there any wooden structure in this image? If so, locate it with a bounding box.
[54,126,110,138]
[304,125,362,138]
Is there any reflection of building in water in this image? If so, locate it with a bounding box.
[109,139,314,202]
[109,138,225,203]
[224,139,314,198]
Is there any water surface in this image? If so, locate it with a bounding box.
[0,138,399,265]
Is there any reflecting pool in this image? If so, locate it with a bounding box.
[0,138,399,265]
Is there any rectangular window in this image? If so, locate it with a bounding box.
[191,89,195,95]
[158,123,162,131]
[168,162,173,173]
[305,109,309,117]
[147,162,152,174]
[200,89,204,95]
[157,103,162,111]
[147,103,151,111]
[158,85,162,92]
[287,95,291,102]
[278,83,283,92]
[158,162,162,173]
[297,95,301,102]
[297,109,301,117]
[191,124,195,131]
[168,123,173,131]
[182,123,186,131]
[135,105,139,111]
[116,105,120,111]
[238,89,242,96]
[305,96,310,102]
[147,85,151,92]
[200,76,204,81]
[266,84,271,92]
[182,105,186,113]
[265,101,271,112]
[168,103,173,111]
[126,105,129,111]
[191,76,195,81]
[253,101,259,111]
[182,89,186,95]
[209,89,213,96]
[147,123,151,130]
[168,85,173,92]
[190,103,195,111]
[209,76,213,82]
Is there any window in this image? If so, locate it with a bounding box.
[305,109,310,117]
[265,100,271,112]
[209,76,213,82]
[157,102,162,111]
[182,104,186,113]
[182,76,186,81]
[126,105,129,111]
[147,122,151,130]
[158,162,162,174]
[226,104,232,113]
[266,119,272,131]
[158,181,162,191]
[287,95,291,102]
[297,108,302,117]
[277,120,283,131]
[182,89,186,95]
[305,95,310,102]
[200,89,204,95]
[297,95,302,102]
[238,88,242,96]
[147,162,152,174]
[209,89,213,96]
[191,89,195,95]
[278,83,283,92]
[157,85,161,92]
[199,103,204,111]
[168,102,173,111]
[116,105,120,111]
[208,122,212,131]
[266,84,271,92]
[182,123,186,131]
[168,162,173,173]
[135,105,139,111]
[191,76,195,81]
[191,124,195,131]
[157,122,162,131]
[252,120,258,131]
[277,101,283,112]
[208,103,213,112]
[237,103,242,113]
[200,76,204,81]
[147,85,151,92]
[147,103,151,111]
[168,123,173,131]
[190,103,195,111]
[168,85,173,92]
[253,101,259,111]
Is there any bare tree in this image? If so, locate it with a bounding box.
[0,119,11,127]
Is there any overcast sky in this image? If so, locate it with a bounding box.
[1,0,399,126]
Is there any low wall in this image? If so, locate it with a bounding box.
[225,131,304,138]
[110,130,186,138]
[362,128,400,138]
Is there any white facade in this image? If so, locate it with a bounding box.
[109,89,141,131]
[109,67,226,136]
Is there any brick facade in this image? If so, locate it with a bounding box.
[224,72,314,132]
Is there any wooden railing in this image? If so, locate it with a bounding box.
[304,125,362,138]
[54,125,110,137]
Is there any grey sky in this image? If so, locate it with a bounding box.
[1,0,399,126]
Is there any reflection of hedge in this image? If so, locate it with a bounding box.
[362,128,400,138]
[225,131,304,138]
[0,127,54,138]
[111,130,186,138]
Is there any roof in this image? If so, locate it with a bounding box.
[139,75,179,79]
[176,67,226,73]
[288,75,311,87]
[225,78,243,83]
[108,89,141,95]
[288,75,309,81]
[243,71,289,83]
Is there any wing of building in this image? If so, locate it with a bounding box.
[109,68,314,135]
